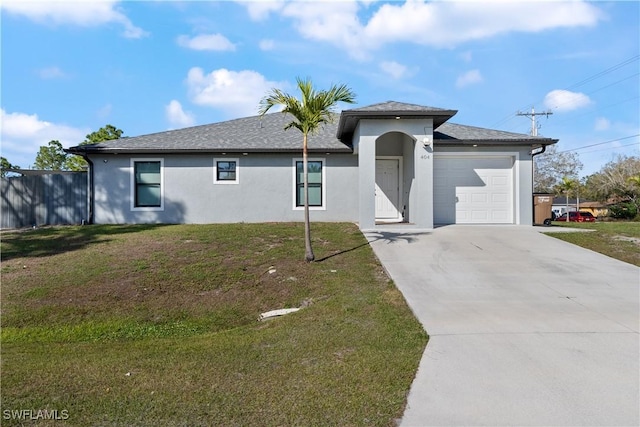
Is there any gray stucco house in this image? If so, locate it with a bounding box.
[67,101,557,230]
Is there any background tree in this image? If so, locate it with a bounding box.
[34,140,68,170]
[555,176,579,221]
[66,124,124,171]
[534,145,583,193]
[584,155,640,210]
[578,174,600,202]
[84,124,123,144]
[0,157,20,177]
[259,78,356,262]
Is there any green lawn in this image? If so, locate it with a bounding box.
[1,223,427,426]
[546,221,640,266]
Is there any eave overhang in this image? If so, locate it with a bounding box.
[337,108,458,143]
[65,146,354,156]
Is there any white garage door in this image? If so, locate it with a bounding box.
[434,156,514,224]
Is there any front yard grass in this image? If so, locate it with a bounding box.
[1,223,427,426]
[545,221,640,266]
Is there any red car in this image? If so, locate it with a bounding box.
[555,211,596,222]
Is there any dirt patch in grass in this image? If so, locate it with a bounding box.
[1,223,427,426]
[614,235,640,245]
[1,224,334,329]
[546,221,640,266]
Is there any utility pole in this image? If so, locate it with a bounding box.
[517,107,553,136]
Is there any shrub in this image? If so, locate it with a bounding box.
[608,202,638,220]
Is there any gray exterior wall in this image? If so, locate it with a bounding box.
[354,118,434,230]
[89,153,359,224]
[85,126,535,227]
[1,173,88,229]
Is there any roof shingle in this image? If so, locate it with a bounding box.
[67,101,557,154]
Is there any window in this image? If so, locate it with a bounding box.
[131,159,163,210]
[214,158,239,184]
[293,158,325,209]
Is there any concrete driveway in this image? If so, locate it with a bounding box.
[365,226,639,426]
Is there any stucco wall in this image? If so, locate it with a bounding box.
[356,119,433,229]
[89,153,359,224]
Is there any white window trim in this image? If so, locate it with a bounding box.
[130,158,164,212]
[292,157,326,211]
[213,157,239,184]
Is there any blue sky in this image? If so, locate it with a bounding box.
[1,0,638,177]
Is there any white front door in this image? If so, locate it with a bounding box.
[375,159,402,221]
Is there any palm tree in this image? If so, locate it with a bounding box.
[556,176,578,221]
[259,78,356,262]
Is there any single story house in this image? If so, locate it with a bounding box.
[552,197,578,217]
[578,201,609,218]
[67,101,558,230]
[552,198,609,218]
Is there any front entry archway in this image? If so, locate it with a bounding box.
[375,157,403,222]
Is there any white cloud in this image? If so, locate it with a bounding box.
[594,117,611,131]
[37,66,67,79]
[165,100,195,128]
[460,51,473,62]
[176,34,236,51]
[280,1,366,58]
[544,89,592,112]
[364,1,602,48]
[379,61,409,79]
[456,69,483,88]
[259,39,275,51]
[0,109,88,168]
[186,68,284,117]
[241,1,603,59]
[1,0,148,38]
[244,0,286,21]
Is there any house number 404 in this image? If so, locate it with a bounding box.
[420,154,430,159]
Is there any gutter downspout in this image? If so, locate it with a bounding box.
[80,154,95,224]
[530,145,547,225]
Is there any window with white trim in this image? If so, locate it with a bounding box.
[293,158,325,209]
[213,158,239,184]
[131,158,164,211]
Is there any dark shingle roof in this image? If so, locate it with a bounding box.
[67,101,557,155]
[337,101,458,142]
[68,112,351,154]
[435,122,557,146]
[348,101,455,114]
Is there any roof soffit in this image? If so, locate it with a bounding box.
[336,101,458,142]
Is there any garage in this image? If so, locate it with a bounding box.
[434,155,514,224]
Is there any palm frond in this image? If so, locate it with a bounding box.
[259,77,356,136]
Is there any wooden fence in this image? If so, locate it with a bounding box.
[1,172,88,229]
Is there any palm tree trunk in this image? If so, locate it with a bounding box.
[303,133,315,262]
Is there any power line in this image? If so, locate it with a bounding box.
[493,55,640,132]
[516,107,553,136]
[549,95,639,128]
[565,55,639,91]
[577,141,639,155]
[542,72,640,114]
[555,134,640,154]
[584,72,640,97]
